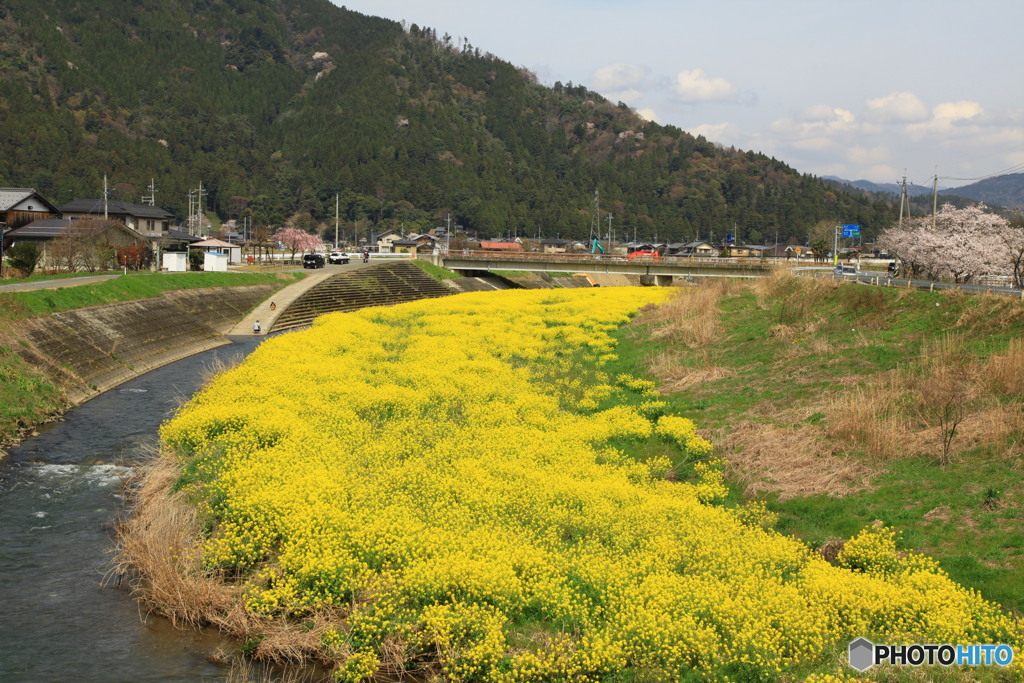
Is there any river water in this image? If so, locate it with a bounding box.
[0,338,263,682]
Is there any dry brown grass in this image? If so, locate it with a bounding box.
[635,281,739,392]
[645,351,732,392]
[111,455,252,632]
[825,378,915,461]
[984,338,1024,397]
[716,422,877,500]
[640,281,734,348]
[821,333,1024,465]
[254,612,341,665]
[753,266,839,325]
[220,657,322,682]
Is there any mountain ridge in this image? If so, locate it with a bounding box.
[823,174,1024,210]
[0,0,901,242]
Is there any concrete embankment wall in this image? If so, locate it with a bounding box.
[24,284,277,404]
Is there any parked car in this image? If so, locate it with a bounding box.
[328,251,350,264]
[302,253,326,269]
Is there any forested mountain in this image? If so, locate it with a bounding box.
[823,177,938,198]
[0,0,901,243]
[943,173,1024,210]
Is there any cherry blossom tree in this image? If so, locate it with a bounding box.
[272,227,322,262]
[878,204,1010,284]
[998,222,1024,289]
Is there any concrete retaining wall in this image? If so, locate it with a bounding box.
[25,284,277,403]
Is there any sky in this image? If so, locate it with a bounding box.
[332,0,1024,188]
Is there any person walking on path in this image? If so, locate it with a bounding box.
[253,320,261,335]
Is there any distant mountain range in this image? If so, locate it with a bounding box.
[825,174,1024,210]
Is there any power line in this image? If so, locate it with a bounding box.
[939,160,1024,183]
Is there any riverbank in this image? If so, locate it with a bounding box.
[0,271,301,450]
[121,286,1023,681]
[607,271,1024,612]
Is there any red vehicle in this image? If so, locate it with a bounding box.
[628,250,660,261]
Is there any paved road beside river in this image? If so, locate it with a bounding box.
[0,274,122,292]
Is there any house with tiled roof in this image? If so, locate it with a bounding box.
[0,188,61,229]
[60,198,175,237]
[3,218,151,271]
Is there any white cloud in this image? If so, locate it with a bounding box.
[687,122,737,142]
[906,100,985,140]
[607,88,644,105]
[794,104,845,123]
[770,107,857,139]
[635,107,660,123]
[591,63,648,91]
[846,145,890,165]
[673,68,738,103]
[864,164,900,181]
[864,92,929,123]
[933,100,983,121]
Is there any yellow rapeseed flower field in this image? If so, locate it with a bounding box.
[161,288,1020,681]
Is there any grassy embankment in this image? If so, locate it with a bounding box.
[0,271,302,447]
[121,284,1021,681]
[410,259,461,279]
[608,271,1024,612]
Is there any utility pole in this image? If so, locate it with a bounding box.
[335,193,340,248]
[898,174,909,227]
[141,178,157,206]
[931,172,939,230]
[103,174,109,219]
[198,181,206,235]
[607,213,613,251]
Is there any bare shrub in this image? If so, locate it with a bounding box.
[908,334,981,465]
[817,538,846,565]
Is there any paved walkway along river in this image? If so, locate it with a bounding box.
[0,337,264,681]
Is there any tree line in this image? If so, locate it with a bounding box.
[0,0,904,246]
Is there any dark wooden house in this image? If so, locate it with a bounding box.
[0,188,62,229]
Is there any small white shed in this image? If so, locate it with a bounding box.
[191,238,242,264]
[162,252,188,272]
[203,252,229,272]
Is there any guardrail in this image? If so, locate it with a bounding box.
[803,268,1024,300]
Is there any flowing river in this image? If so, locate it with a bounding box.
[0,338,263,682]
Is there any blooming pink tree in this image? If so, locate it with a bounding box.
[998,223,1024,289]
[272,227,322,262]
[878,204,1010,284]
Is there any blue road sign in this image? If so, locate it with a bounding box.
[842,224,861,238]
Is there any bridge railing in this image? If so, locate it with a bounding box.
[440,250,803,267]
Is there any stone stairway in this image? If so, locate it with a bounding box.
[269,261,454,333]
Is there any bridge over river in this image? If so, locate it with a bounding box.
[429,251,774,285]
